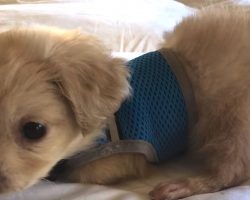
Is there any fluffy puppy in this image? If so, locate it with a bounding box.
[0,27,130,192]
[0,5,250,200]
[150,6,250,200]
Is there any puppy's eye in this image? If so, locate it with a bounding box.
[22,122,47,140]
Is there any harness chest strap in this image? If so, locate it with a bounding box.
[64,50,197,170]
[159,48,197,130]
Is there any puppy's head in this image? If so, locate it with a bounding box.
[0,27,129,192]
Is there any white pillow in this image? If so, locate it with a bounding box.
[0,0,194,53]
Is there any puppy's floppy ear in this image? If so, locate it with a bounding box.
[51,32,130,135]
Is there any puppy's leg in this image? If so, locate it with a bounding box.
[149,164,246,200]
[150,101,250,200]
[66,153,148,184]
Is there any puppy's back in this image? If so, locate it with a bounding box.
[164,6,250,65]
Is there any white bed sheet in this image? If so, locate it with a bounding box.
[0,0,194,52]
[1,182,250,200]
[1,161,250,200]
[0,1,250,200]
[0,182,149,200]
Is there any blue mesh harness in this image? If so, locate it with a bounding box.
[115,51,188,162]
[64,50,192,169]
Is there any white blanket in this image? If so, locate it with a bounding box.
[1,161,250,200]
[1,183,250,200]
[0,0,194,52]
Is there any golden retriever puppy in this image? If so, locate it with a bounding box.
[0,5,250,200]
[0,27,130,192]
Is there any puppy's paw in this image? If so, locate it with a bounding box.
[149,179,193,200]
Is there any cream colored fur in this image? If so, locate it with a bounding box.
[0,6,249,200]
[0,27,129,192]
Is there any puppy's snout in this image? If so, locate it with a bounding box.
[0,172,9,192]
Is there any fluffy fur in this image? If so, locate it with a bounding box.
[0,27,130,192]
[0,5,250,200]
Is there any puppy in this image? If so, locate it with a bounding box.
[0,5,250,200]
[0,26,130,192]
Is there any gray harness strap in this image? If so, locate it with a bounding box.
[66,140,158,170]
[159,48,197,130]
[60,49,197,170]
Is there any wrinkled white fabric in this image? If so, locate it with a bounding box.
[0,0,194,52]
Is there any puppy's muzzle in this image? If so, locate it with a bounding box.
[0,172,9,193]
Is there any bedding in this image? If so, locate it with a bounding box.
[0,0,194,52]
[0,1,250,200]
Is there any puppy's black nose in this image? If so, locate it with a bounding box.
[0,173,9,193]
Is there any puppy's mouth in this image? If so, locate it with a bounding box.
[46,159,69,182]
